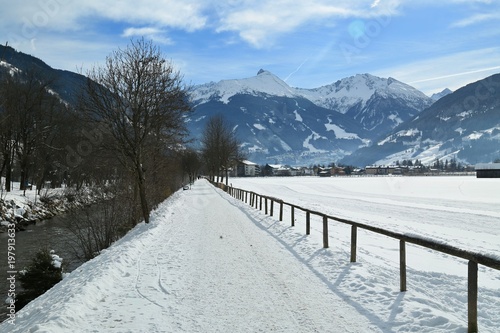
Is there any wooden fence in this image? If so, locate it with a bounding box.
[210,181,500,333]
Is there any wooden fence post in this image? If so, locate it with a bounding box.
[279,201,283,221]
[468,261,478,333]
[400,240,407,292]
[259,196,262,211]
[265,197,268,215]
[350,225,357,263]
[245,191,248,203]
[306,211,310,235]
[270,199,274,216]
[291,206,295,227]
[323,215,329,248]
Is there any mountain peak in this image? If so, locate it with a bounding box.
[190,69,296,105]
[430,88,453,101]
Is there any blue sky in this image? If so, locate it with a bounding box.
[1,0,499,95]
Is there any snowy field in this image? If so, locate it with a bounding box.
[228,175,500,331]
[1,177,499,332]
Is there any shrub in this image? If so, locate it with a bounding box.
[16,248,63,309]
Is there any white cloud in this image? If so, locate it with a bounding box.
[122,27,173,45]
[214,1,401,48]
[0,0,404,50]
[0,0,208,33]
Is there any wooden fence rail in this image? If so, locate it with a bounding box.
[210,181,499,333]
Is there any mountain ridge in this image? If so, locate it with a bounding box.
[187,70,434,164]
[340,74,500,166]
[3,45,497,167]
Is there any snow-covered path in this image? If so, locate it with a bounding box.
[4,180,379,333]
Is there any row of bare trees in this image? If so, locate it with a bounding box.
[0,39,198,227]
[1,38,245,231]
[200,114,243,185]
[0,68,73,193]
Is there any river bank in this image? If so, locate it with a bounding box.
[0,184,110,232]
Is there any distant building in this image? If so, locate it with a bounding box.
[365,166,389,175]
[365,165,403,175]
[264,164,294,176]
[352,168,365,175]
[318,170,331,177]
[237,160,259,177]
[475,163,500,178]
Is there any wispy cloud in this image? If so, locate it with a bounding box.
[373,47,500,94]
[450,13,498,28]
[215,1,400,48]
[122,27,173,45]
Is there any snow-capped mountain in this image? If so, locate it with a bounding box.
[187,70,433,165]
[187,91,370,165]
[6,45,494,168]
[430,88,453,101]
[341,74,500,166]
[191,69,298,105]
[297,74,433,133]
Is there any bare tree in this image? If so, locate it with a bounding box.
[201,114,243,185]
[83,38,191,223]
[0,67,67,192]
[181,148,202,184]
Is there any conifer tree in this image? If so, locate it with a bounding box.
[16,249,63,309]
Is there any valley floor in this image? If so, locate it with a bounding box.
[2,178,499,332]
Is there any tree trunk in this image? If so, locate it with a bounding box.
[5,152,12,192]
[137,167,150,224]
[20,169,27,191]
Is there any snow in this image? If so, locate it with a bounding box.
[253,123,265,130]
[377,128,420,146]
[296,74,430,114]
[325,119,361,140]
[293,110,303,122]
[190,69,298,105]
[302,132,327,153]
[190,71,430,114]
[3,178,499,332]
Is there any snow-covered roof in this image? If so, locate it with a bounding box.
[240,160,257,166]
[267,164,284,169]
[475,163,500,170]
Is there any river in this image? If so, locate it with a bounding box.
[0,212,85,320]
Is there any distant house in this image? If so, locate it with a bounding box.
[301,167,315,176]
[331,167,346,176]
[352,168,365,175]
[237,160,259,177]
[365,165,403,175]
[265,164,291,176]
[475,163,500,178]
[318,170,331,177]
[365,166,388,175]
